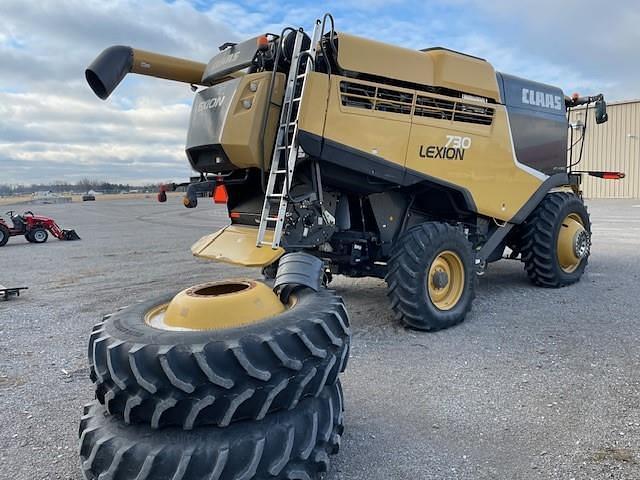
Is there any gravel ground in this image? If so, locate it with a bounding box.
[0,197,639,480]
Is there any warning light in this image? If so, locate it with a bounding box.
[213,184,229,204]
[257,35,269,51]
[586,171,626,180]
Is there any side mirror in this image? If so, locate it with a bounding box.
[595,98,608,124]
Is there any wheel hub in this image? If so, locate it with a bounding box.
[145,280,286,331]
[573,229,590,259]
[432,270,449,289]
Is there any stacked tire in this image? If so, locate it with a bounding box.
[80,273,350,479]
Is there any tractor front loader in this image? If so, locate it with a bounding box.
[78,14,616,480]
[0,210,80,246]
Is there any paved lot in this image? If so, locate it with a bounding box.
[1,198,639,480]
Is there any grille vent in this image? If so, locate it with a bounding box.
[340,81,494,126]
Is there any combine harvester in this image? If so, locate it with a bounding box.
[80,14,617,479]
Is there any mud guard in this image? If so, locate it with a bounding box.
[191,225,284,267]
[274,252,324,303]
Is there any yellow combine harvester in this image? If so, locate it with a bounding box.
[86,16,613,331]
[79,14,616,480]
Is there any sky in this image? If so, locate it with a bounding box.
[1,0,639,185]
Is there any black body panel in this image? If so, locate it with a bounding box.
[185,79,241,173]
[497,72,568,176]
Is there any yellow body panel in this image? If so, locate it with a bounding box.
[428,49,500,102]
[146,280,285,331]
[191,225,284,267]
[221,72,285,170]
[406,107,543,220]
[297,72,330,138]
[311,74,545,221]
[323,76,412,178]
[335,33,500,101]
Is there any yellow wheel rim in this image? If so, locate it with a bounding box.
[427,250,465,311]
[145,280,286,331]
[557,213,588,273]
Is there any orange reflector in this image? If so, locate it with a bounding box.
[229,212,241,219]
[213,184,229,204]
[603,172,625,180]
[257,35,269,51]
[586,171,626,180]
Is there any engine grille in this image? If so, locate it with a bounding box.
[340,81,494,126]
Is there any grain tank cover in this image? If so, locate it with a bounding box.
[334,32,500,101]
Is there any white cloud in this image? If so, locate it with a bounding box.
[0,0,637,185]
[0,0,238,185]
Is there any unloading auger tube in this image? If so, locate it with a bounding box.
[85,46,207,100]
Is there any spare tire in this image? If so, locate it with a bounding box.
[88,287,350,430]
[79,381,344,480]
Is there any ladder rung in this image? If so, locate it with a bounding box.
[257,24,322,250]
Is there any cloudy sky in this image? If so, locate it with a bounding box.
[1,0,639,185]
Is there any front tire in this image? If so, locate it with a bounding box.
[519,192,591,287]
[386,222,475,331]
[30,227,48,243]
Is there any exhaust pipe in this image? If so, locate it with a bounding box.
[85,46,207,100]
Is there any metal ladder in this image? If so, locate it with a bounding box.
[256,21,322,248]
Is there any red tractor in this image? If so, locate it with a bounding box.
[0,210,80,246]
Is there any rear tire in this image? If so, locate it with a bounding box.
[0,224,9,246]
[519,192,591,287]
[386,222,475,331]
[89,288,350,429]
[30,227,48,243]
[79,382,344,480]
